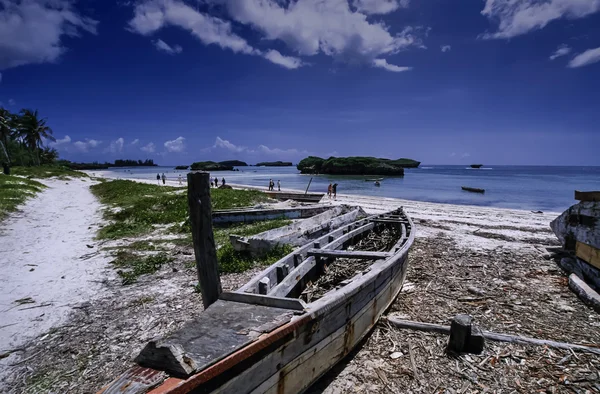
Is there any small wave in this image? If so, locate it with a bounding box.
[420,167,434,169]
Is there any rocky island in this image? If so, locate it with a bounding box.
[219,160,248,167]
[255,161,293,167]
[297,156,420,175]
[190,161,234,171]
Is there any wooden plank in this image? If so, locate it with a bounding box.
[575,190,600,202]
[187,171,221,308]
[369,218,408,224]
[269,257,316,298]
[306,249,391,260]
[98,366,168,394]
[576,241,600,270]
[219,292,306,311]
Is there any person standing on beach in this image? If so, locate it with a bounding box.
[327,183,332,199]
[161,173,166,185]
[156,173,161,185]
[268,179,272,191]
[178,174,182,185]
[278,180,281,191]
[222,178,226,186]
[215,177,219,187]
[332,183,337,200]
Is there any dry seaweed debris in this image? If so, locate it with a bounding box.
[311,234,600,393]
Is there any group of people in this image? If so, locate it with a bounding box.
[327,182,338,199]
[268,179,281,191]
[212,177,225,187]
[157,173,184,185]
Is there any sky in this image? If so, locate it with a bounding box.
[1,0,599,166]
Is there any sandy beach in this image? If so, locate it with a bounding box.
[1,171,598,393]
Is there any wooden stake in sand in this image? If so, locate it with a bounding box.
[188,171,221,308]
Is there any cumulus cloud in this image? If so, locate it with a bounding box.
[213,136,246,152]
[568,46,600,68]
[0,0,98,71]
[8,99,15,106]
[352,0,408,15]
[263,50,304,70]
[257,144,309,156]
[72,139,102,152]
[106,137,125,154]
[141,142,155,153]
[49,135,71,147]
[154,38,182,54]
[164,136,185,152]
[441,45,451,52]
[128,0,421,71]
[130,139,140,145]
[372,58,412,72]
[549,44,572,60]
[480,0,600,39]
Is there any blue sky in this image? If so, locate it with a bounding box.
[1,0,599,166]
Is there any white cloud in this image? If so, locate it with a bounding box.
[263,50,304,70]
[568,46,600,68]
[50,135,71,147]
[352,0,408,15]
[481,0,600,39]
[450,152,456,157]
[213,137,246,152]
[441,45,451,52]
[141,142,155,153]
[257,144,308,157]
[462,152,471,158]
[129,0,421,71]
[72,139,102,152]
[106,137,125,154]
[154,38,182,54]
[164,136,185,152]
[0,0,98,71]
[373,58,412,72]
[549,44,572,60]
[130,139,140,145]
[8,99,15,106]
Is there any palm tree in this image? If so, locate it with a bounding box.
[17,109,55,166]
[0,108,14,164]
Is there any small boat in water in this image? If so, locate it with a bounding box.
[462,186,485,194]
[470,164,483,169]
[100,208,415,394]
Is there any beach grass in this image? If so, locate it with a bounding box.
[217,243,294,274]
[12,165,87,179]
[111,251,174,285]
[0,175,46,220]
[91,180,269,239]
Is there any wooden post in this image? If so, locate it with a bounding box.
[304,177,313,195]
[188,171,221,309]
[446,314,472,355]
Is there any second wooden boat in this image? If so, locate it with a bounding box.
[265,191,324,203]
[101,208,415,394]
[462,186,485,194]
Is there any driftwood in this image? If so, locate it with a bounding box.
[385,316,600,356]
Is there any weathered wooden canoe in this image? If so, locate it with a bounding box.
[461,186,485,194]
[100,208,414,394]
[212,205,332,225]
[265,191,325,203]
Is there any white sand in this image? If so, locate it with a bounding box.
[0,178,110,368]
[92,171,561,251]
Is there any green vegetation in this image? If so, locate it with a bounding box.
[12,165,87,179]
[61,159,157,170]
[91,179,269,239]
[0,175,46,220]
[297,156,420,175]
[111,251,173,284]
[175,165,189,170]
[218,243,294,273]
[219,160,248,167]
[255,161,293,167]
[190,161,233,171]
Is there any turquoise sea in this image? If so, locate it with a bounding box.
[103,165,600,213]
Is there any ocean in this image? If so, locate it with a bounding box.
[100,165,600,213]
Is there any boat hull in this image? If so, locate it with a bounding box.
[265,191,324,203]
[461,186,485,194]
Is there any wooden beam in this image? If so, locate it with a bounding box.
[576,241,600,270]
[269,257,316,298]
[187,171,221,309]
[575,190,600,202]
[219,292,306,311]
[370,218,408,224]
[385,317,600,356]
[306,249,391,260]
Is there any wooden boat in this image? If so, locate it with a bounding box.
[212,205,332,225]
[461,186,485,194]
[365,178,383,182]
[470,164,483,169]
[265,191,324,203]
[100,208,414,394]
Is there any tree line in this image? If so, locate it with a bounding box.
[0,107,58,167]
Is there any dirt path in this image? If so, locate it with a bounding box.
[0,178,110,379]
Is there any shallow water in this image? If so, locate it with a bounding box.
[101,165,600,212]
